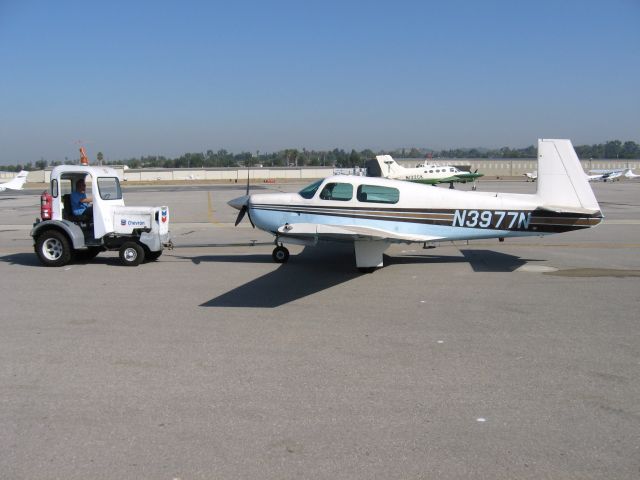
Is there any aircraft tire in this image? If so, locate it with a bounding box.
[119,242,145,266]
[272,246,289,263]
[35,229,74,267]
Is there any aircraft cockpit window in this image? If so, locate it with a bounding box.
[319,182,353,201]
[299,180,323,199]
[357,185,399,204]
[450,168,455,172]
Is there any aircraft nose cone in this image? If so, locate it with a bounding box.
[228,195,249,211]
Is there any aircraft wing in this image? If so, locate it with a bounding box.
[277,223,443,243]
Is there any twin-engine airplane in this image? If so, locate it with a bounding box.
[366,155,483,187]
[0,170,28,192]
[229,139,603,272]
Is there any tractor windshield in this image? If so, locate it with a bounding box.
[97,177,122,200]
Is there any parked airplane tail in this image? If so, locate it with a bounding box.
[0,170,28,191]
[370,155,405,178]
[535,139,601,214]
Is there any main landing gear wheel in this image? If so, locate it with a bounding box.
[272,245,289,263]
[119,242,145,266]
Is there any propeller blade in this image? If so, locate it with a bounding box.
[235,205,247,226]
[247,208,255,228]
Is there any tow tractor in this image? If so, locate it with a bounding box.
[32,165,172,266]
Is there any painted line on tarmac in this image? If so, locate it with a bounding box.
[207,191,223,225]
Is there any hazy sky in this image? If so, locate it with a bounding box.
[1,0,638,165]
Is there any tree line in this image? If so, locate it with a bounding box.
[5,140,640,172]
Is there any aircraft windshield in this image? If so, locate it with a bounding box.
[299,179,323,199]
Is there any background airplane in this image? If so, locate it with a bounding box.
[588,167,626,181]
[624,168,640,179]
[366,155,483,188]
[585,172,609,182]
[0,170,28,192]
[230,139,602,272]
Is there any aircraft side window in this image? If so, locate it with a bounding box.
[357,185,399,204]
[319,182,353,201]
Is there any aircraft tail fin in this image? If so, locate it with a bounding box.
[373,155,405,179]
[535,139,601,213]
[1,170,28,191]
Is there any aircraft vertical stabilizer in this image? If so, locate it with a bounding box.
[535,139,600,213]
[375,155,404,178]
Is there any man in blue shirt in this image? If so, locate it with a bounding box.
[70,178,93,219]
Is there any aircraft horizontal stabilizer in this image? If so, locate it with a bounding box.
[535,205,601,215]
[278,223,443,243]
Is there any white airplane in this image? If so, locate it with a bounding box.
[367,155,482,188]
[0,170,28,192]
[588,167,626,182]
[229,139,603,272]
[524,171,537,182]
[624,168,640,179]
[585,172,608,182]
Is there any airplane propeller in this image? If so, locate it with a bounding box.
[233,201,254,227]
[230,168,255,228]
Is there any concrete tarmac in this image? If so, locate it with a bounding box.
[0,180,639,479]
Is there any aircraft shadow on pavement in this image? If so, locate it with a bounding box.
[459,249,538,272]
[200,244,360,308]
[389,249,537,272]
[199,247,537,308]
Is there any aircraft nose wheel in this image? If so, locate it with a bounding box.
[272,245,289,263]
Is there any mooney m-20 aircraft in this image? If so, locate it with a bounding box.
[229,139,603,272]
[366,155,483,188]
[0,170,28,192]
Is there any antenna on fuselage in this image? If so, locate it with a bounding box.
[384,160,393,175]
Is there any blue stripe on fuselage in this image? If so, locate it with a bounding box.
[249,206,538,241]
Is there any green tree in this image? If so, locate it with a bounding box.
[349,149,361,167]
[621,141,639,159]
[604,140,623,159]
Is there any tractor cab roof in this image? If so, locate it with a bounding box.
[51,165,120,180]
